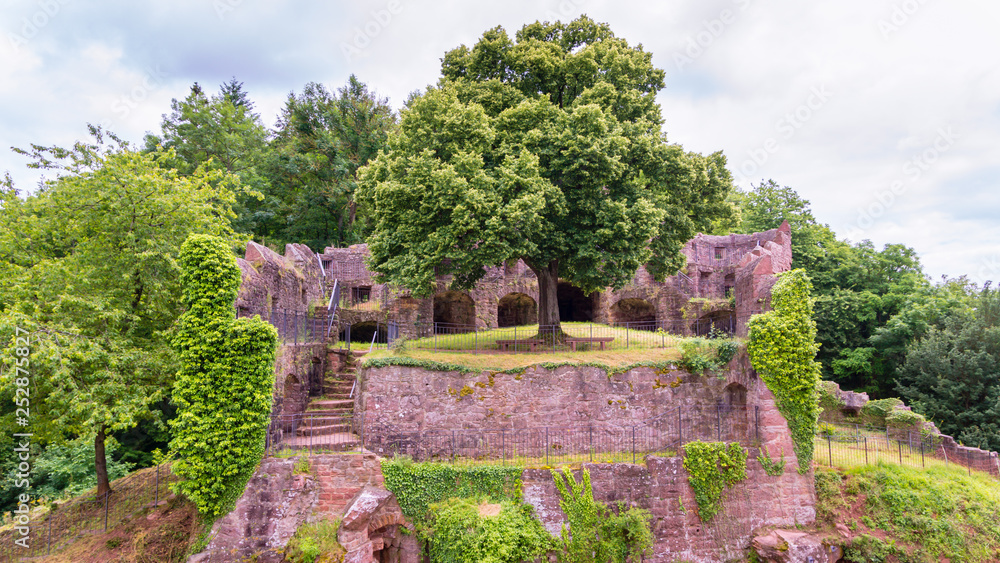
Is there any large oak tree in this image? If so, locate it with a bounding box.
[358,16,734,330]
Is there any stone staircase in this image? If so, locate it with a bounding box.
[291,351,366,451]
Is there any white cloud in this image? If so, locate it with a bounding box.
[1,0,998,279]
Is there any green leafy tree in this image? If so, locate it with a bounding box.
[145,80,274,237]
[0,127,241,496]
[269,76,395,249]
[168,234,277,518]
[896,285,1000,451]
[358,16,734,331]
[747,269,822,472]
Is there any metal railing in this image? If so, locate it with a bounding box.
[814,423,1000,479]
[0,464,177,560]
[350,317,749,353]
[236,306,327,345]
[265,405,761,465]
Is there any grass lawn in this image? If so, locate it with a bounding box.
[364,346,681,372]
[406,322,683,352]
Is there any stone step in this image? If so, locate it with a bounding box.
[281,433,360,451]
[296,423,353,436]
[308,399,354,410]
[303,408,353,417]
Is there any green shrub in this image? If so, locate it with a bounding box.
[860,398,903,426]
[425,497,553,563]
[285,519,344,563]
[681,441,748,522]
[818,380,846,421]
[843,534,904,563]
[757,448,785,477]
[552,468,654,563]
[168,235,278,518]
[747,270,822,473]
[380,459,522,525]
[885,409,925,429]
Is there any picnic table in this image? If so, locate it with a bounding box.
[564,337,615,351]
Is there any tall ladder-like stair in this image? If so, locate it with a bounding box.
[294,350,366,451]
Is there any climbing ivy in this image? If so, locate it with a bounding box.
[756,448,786,477]
[425,497,554,563]
[168,234,278,518]
[681,441,748,522]
[552,468,654,563]
[747,269,822,473]
[381,459,523,524]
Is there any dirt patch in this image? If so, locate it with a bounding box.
[478,503,502,517]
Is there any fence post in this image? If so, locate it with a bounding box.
[589,426,594,462]
[626,324,630,349]
[898,440,902,465]
[716,403,722,441]
[632,426,636,464]
[943,444,948,467]
[502,429,506,466]
[864,437,869,465]
[545,428,549,466]
[755,406,759,443]
[104,491,110,532]
[920,441,925,468]
[827,434,833,466]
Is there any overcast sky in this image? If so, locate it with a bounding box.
[2,0,998,281]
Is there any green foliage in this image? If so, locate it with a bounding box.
[552,468,654,563]
[843,534,905,563]
[680,441,748,522]
[813,469,844,524]
[677,337,739,375]
[168,235,278,518]
[358,16,733,328]
[285,519,344,563]
[747,269,822,472]
[756,447,786,477]
[896,285,1000,451]
[884,409,925,429]
[822,464,1000,562]
[425,497,553,563]
[859,398,903,426]
[0,127,241,493]
[380,458,523,524]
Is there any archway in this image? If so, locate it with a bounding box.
[433,291,476,331]
[340,321,387,344]
[497,293,537,327]
[692,311,736,336]
[610,298,657,330]
[557,282,594,323]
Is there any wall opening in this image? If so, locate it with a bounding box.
[340,321,387,343]
[610,298,657,329]
[692,310,736,336]
[557,282,594,323]
[724,273,735,298]
[497,292,537,327]
[433,291,476,330]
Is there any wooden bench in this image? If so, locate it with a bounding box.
[564,337,615,351]
[495,339,542,352]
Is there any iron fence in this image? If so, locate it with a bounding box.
[235,306,326,344]
[814,423,1000,479]
[265,405,761,465]
[350,317,752,354]
[0,464,177,560]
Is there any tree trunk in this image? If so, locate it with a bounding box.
[530,260,562,338]
[95,426,111,497]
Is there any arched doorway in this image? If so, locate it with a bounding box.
[557,282,594,323]
[497,293,537,327]
[692,311,736,336]
[341,321,387,344]
[433,291,476,331]
[610,298,657,330]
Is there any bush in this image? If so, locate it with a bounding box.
[381,460,522,525]
[425,497,553,563]
[285,519,344,563]
[885,409,925,429]
[860,398,904,426]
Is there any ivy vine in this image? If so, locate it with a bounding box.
[757,447,786,477]
[552,468,654,563]
[747,269,822,473]
[682,441,748,522]
[425,497,554,563]
[168,234,278,518]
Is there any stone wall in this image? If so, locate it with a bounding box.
[236,241,326,318]
[271,343,326,421]
[522,456,815,562]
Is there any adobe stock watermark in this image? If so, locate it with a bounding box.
[213,0,244,21]
[544,0,587,22]
[7,0,73,54]
[844,127,958,240]
[734,85,833,184]
[341,0,403,63]
[95,65,168,132]
[878,0,932,40]
[673,0,753,71]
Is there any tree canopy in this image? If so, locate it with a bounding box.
[358,16,734,329]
